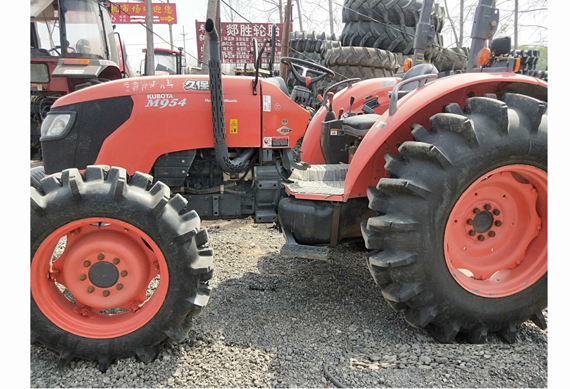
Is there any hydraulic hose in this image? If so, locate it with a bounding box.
[205,19,255,173]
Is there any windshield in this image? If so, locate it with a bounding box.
[61,0,108,59]
[155,53,177,74]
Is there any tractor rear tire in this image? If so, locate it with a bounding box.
[324,46,400,70]
[31,166,213,371]
[362,94,547,343]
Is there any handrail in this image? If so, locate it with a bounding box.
[388,73,438,116]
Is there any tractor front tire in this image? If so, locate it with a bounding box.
[362,94,547,343]
[31,166,213,371]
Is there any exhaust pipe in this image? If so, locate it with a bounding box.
[205,19,255,173]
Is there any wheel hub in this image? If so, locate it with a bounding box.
[88,261,119,288]
[472,210,494,233]
[444,165,547,297]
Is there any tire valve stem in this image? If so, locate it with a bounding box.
[131,300,143,313]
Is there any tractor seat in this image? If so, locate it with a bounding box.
[266,77,289,96]
[342,114,380,137]
[400,63,439,92]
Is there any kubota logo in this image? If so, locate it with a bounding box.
[184,79,210,91]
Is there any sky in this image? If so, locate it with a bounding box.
[114,0,548,72]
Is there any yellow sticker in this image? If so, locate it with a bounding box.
[230,119,238,134]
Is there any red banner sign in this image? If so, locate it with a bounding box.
[196,21,289,65]
[108,2,177,24]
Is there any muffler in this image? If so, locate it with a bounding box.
[205,19,255,173]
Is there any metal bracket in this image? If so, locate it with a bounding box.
[329,203,342,247]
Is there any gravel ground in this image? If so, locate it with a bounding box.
[30,218,547,388]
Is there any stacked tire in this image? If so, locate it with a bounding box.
[510,50,547,81]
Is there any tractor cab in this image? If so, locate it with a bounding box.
[140,47,185,75]
[30,0,127,158]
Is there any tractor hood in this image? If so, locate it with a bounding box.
[42,75,309,175]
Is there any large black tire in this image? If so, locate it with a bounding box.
[319,40,342,59]
[289,31,337,53]
[31,165,213,371]
[341,22,415,54]
[30,166,45,191]
[324,46,400,70]
[342,0,445,33]
[432,47,470,72]
[329,65,394,82]
[361,94,547,343]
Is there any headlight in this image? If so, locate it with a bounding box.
[40,112,75,140]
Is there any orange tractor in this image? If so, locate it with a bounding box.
[31,0,547,371]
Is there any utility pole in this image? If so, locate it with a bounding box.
[167,0,174,50]
[180,25,188,65]
[145,0,155,75]
[280,0,292,78]
[459,0,464,47]
[202,0,219,74]
[328,0,334,36]
[295,0,303,31]
[514,0,518,49]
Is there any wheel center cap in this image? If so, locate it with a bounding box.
[473,210,494,233]
[88,261,119,288]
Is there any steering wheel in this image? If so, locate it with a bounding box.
[281,57,334,87]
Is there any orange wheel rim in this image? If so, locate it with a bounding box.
[31,218,169,338]
[444,165,547,297]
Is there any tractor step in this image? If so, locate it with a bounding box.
[284,164,348,196]
[280,229,330,260]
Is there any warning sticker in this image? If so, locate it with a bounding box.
[230,119,238,134]
[262,136,289,148]
[263,95,272,112]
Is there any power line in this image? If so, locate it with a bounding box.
[220,0,255,25]
[107,0,206,67]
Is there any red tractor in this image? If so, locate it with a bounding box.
[30,0,547,371]
[140,47,186,76]
[31,0,131,159]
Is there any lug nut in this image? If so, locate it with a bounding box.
[79,274,87,281]
[488,231,496,237]
[493,209,500,216]
[97,253,105,260]
[113,258,120,265]
[467,219,474,225]
[121,270,128,277]
[87,286,95,293]
[478,235,485,241]
[117,283,123,290]
[473,208,481,214]
[484,204,492,211]
[495,220,502,227]
[153,261,159,270]
[83,260,91,267]
[103,290,110,297]
[468,230,476,236]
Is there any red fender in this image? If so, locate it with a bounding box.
[342,72,548,200]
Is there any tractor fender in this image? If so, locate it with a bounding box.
[342,72,547,200]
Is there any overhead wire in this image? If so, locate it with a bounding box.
[106,0,207,68]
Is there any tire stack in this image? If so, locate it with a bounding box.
[510,49,547,81]
[286,31,340,96]
[340,1,470,74]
